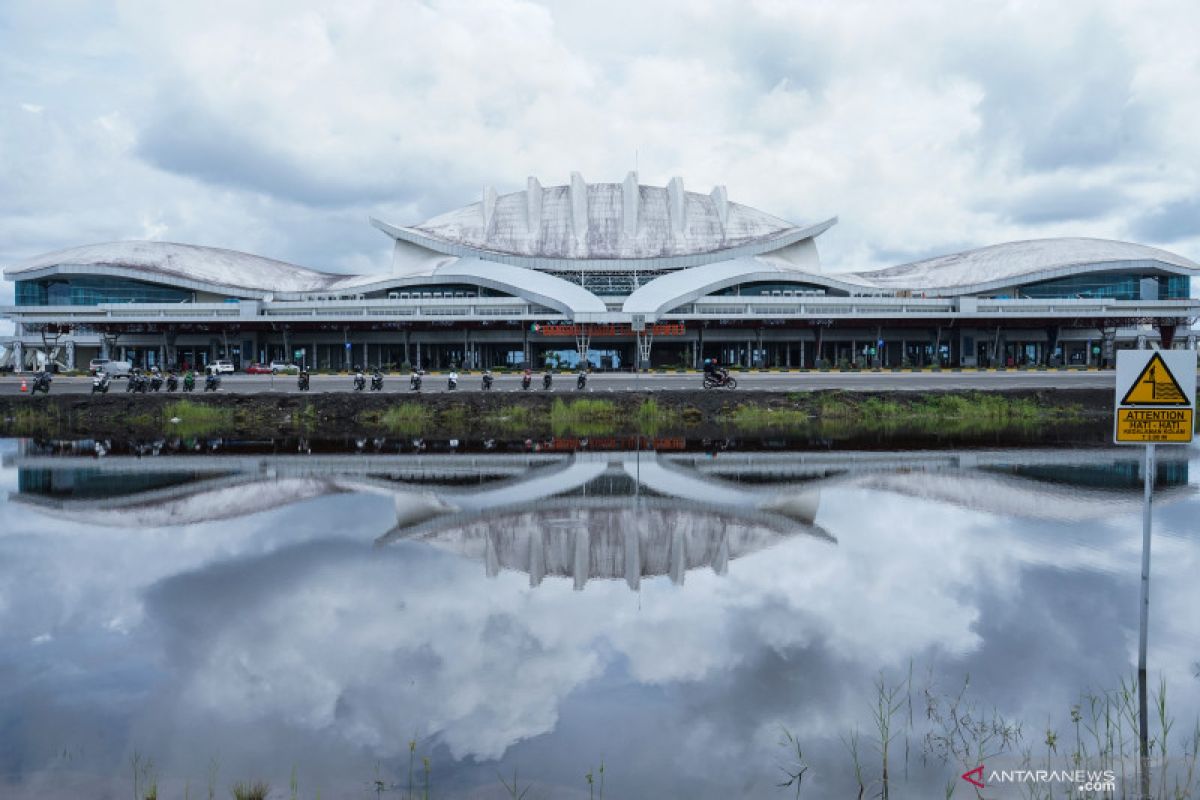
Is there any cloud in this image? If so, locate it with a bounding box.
[1131,196,1200,243]
[1,0,1199,314]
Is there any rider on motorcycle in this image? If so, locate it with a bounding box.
[704,358,730,385]
[370,368,383,391]
[482,368,494,390]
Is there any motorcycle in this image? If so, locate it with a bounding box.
[410,372,422,392]
[91,372,111,394]
[149,373,163,392]
[353,371,366,391]
[702,371,738,390]
[576,372,588,391]
[204,372,221,392]
[126,372,148,393]
[447,371,458,391]
[31,371,52,395]
[542,373,553,390]
[521,373,532,391]
[297,372,310,391]
[370,372,383,391]
[481,372,494,391]
[165,372,179,392]
[183,372,196,392]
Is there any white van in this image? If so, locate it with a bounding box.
[89,358,133,377]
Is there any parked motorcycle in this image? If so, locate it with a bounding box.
[149,372,163,392]
[91,372,111,394]
[165,372,179,392]
[204,372,221,392]
[410,372,422,392]
[481,371,494,390]
[542,372,553,390]
[370,371,383,391]
[447,370,458,391]
[353,370,366,391]
[126,371,148,393]
[521,372,532,391]
[183,371,196,392]
[297,371,310,391]
[31,370,52,395]
[576,371,588,391]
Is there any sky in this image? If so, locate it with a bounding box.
[2,0,1200,298]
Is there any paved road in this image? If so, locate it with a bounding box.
[2,370,1116,395]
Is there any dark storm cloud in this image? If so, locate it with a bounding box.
[1004,182,1128,225]
[1130,196,1200,244]
[950,15,1153,174]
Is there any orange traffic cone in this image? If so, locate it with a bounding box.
[19,378,28,392]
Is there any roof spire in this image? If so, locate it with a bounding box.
[525,176,543,235]
[622,171,639,237]
[710,185,728,231]
[570,171,588,246]
[667,176,686,235]
[482,185,497,230]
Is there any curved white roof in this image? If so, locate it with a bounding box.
[855,237,1200,295]
[5,241,339,295]
[376,172,833,269]
[623,257,868,317]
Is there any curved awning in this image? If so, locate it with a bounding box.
[622,258,873,319]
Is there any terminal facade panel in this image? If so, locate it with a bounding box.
[3,173,1198,372]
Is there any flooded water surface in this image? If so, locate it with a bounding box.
[2,437,1198,798]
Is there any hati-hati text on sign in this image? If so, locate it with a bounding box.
[1115,408,1194,443]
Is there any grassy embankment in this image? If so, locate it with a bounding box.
[722,391,1085,434]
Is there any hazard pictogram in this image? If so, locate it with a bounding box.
[1120,352,1189,406]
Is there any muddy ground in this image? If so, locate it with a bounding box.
[0,388,1117,448]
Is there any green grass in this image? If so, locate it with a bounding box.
[163,400,235,436]
[0,404,67,434]
[373,403,435,434]
[724,403,812,429]
[231,780,270,800]
[481,404,535,430]
[634,397,679,433]
[549,398,620,435]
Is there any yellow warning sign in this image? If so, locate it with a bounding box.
[1120,352,1189,405]
[1115,408,1194,442]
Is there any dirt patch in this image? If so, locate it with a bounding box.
[0,388,1114,446]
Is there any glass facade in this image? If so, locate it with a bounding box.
[712,281,838,297]
[15,277,193,306]
[1017,273,1190,300]
[555,271,668,296]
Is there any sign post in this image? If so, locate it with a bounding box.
[1113,348,1196,799]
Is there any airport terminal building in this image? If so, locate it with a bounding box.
[3,173,1199,372]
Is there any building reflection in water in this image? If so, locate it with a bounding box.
[6,440,1193,590]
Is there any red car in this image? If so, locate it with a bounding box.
[244,363,272,374]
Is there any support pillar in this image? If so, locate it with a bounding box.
[575,325,592,369]
[12,341,24,373]
[636,331,653,370]
[1103,327,1117,367]
[65,340,76,371]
